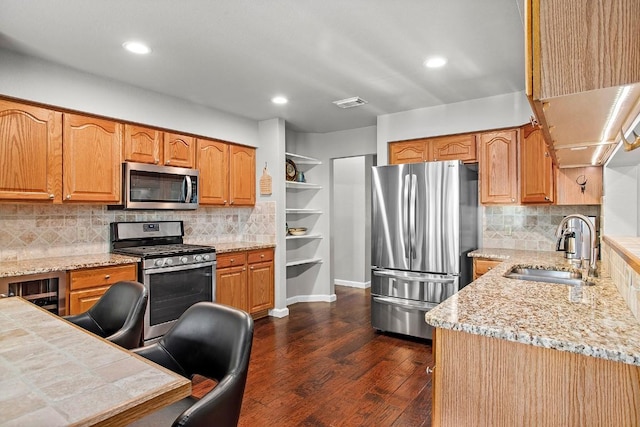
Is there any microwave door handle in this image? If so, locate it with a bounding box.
[184,175,193,203]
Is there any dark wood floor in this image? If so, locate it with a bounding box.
[198,286,434,426]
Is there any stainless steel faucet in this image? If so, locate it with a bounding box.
[555,214,597,275]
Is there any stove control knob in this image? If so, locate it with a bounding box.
[180,256,189,264]
[154,259,164,267]
[203,254,210,261]
[194,254,203,262]
[165,258,173,265]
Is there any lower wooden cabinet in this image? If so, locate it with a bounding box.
[216,248,274,318]
[432,328,640,426]
[67,263,137,315]
[472,258,502,281]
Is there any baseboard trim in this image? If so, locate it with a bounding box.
[268,307,290,318]
[286,294,337,305]
[335,279,371,289]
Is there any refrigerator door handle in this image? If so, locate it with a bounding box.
[372,269,456,283]
[373,296,440,311]
[409,173,417,257]
[402,174,411,259]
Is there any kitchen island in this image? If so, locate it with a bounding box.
[425,249,640,426]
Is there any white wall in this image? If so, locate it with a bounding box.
[376,91,533,165]
[333,156,371,288]
[603,165,639,236]
[0,48,259,146]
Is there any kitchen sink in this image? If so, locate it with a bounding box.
[504,267,593,286]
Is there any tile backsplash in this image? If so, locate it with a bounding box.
[0,202,275,262]
[482,205,601,251]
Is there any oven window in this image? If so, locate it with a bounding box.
[146,265,213,326]
[130,170,187,202]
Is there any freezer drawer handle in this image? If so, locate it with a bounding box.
[373,296,439,311]
[373,270,455,283]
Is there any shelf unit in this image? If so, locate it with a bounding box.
[285,152,322,269]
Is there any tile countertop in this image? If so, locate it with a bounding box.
[425,248,640,367]
[0,242,275,279]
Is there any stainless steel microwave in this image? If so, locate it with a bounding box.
[121,162,199,210]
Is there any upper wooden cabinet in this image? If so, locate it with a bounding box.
[123,124,162,165]
[526,0,640,100]
[63,113,122,203]
[229,144,255,206]
[556,166,603,205]
[197,139,255,206]
[389,139,429,164]
[197,139,229,205]
[431,134,477,163]
[389,133,477,165]
[0,100,62,202]
[164,132,195,168]
[479,130,518,204]
[520,124,554,204]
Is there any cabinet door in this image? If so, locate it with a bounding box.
[163,132,195,168]
[0,100,62,202]
[229,145,255,206]
[431,134,477,163]
[197,139,229,205]
[555,166,602,205]
[63,113,122,203]
[520,124,554,203]
[479,130,518,204]
[473,258,501,281]
[216,265,248,312]
[123,124,163,165]
[389,140,428,165]
[248,260,274,315]
[69,286,111,315]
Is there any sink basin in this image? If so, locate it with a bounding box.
[504,267,593,286]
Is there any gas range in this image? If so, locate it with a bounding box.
[110,221,216,270]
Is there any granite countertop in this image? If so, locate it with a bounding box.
[425,248,640,366]
[0,242,275,279]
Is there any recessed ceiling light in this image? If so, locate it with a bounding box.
[424,56,447,68]
[122,41,151,55]
[271,96,288,105]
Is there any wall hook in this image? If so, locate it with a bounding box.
[576,175,587,194]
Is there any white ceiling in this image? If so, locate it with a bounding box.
[0,0,526,133]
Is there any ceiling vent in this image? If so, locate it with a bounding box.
[332,96,368,109]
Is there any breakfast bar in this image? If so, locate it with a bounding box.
[0,297,191,426]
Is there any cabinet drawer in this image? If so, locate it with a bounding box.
[217,252,248,269]
[69,264,137,291]
[248,248,274,264]
[474,259,501,277]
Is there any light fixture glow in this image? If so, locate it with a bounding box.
[592,85,633,165]
[122,41,151,55]
[424,56,447,68]
[271,96,288,105]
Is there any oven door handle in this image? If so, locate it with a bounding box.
[143,261,215,274]
[373,296,439,311]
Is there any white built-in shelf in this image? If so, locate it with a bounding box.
[286,257,324,267]
[286,181,322,190]
[285,152,322,165]
[286,208,323,214]
[286,233,323,240]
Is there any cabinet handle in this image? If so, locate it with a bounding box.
[426,366,435,374]
[223,200,228,204]
[487,267,492,271]
[243,268,246,271]
[105,275,110,279]
[261,254,265,258]
[250,266,254,270]
[154,158,159,164]
[166,160,171,165]
[49,194,55,199]
[66,194,71,200]
[511,198,515,202]
[544,196,550,201]
[230,259,234,263]
[544,152,550,157]
[230,200,234,205]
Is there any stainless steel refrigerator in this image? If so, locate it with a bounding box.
[371,160,478,339]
